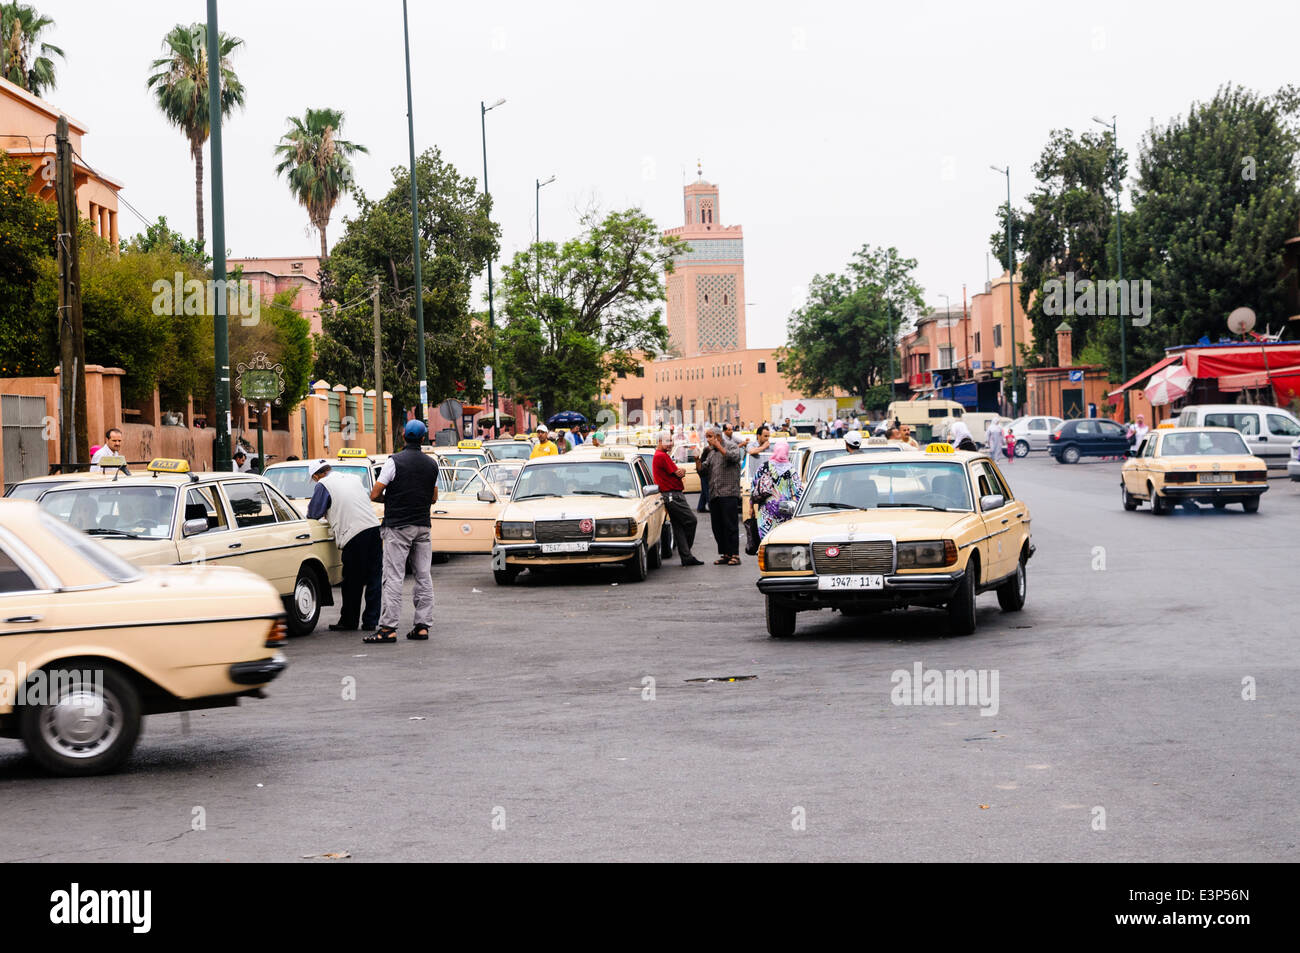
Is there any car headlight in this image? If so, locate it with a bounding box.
[496,520,533,540]
[761,544,811,572]
[595,518,635,537]
[896,540,957,568]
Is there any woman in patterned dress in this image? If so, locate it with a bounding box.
[753,441,803,539]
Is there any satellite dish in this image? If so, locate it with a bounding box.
[1227,307,1256,335]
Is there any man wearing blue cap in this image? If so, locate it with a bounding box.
[368,419,440,643]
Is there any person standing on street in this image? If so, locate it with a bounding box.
[752,440,803,539]
[89,428,125,473]
[986,418,1005,455]
[746,424,772,458]
[653,431,704,566]
[368,420,439,644]
[697,425,743,565]
[530,425,558,458]
[306,459,382,632]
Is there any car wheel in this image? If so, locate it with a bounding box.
[647,529,662,570]
[660,522,674,561]
[287,568,322,635]
[493,567,519,586]
[626,540,649,582]
[1150,486,1169,515]
[20,666,142,777]
[947,560,978,635]
[996,552,1027,611]
[1242,496,1260,513]
[765,596,796,638]
[1061,444,1081,464]
[1014,439,1030,458]
[1121,483,1139,511]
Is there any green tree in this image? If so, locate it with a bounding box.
[0,148,57,376]
[0,2,63,98]
[497,209,685,418]
[318,147,497,418]
[125,215,209,267]
[146,22,245,248]
[1124,84,1300,367]
[779,245,926,410]
[274,107,367,261]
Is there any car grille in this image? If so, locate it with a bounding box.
[812,540,894,575]
[536,519,594,543]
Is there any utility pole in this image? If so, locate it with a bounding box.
[402,0,427,422]
[481,99,505,436]
[373,274,386,453]
[207,0,232,471]
[55,115,89,468]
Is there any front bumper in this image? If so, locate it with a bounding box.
[495,540,639,562]
[1160,482,1268,500]
[1289,460,1300,481]
[757,570,965,609]
[229,655,288,686]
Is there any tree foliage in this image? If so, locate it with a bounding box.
[0,148,57,376]
[317,147,497,417]
[779,245,925,409]
[273,107,367,261]
[497,208,683,417]
[0,2,63,98]
[124,215,209,267]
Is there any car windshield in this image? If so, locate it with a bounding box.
[807,445,900,476]
[438,466,482,493]
[6,481,71,500]
[478,462,525,497]
[1161,431,1250,456]
[37,511,142,583]
[265,464,371,498]
[438,453,483,469]
[38,485,178,539]
[514,461,638,499]
[486,442,532,460]
[799,461,973,513]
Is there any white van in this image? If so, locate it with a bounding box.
[885,399,965,428]
[1176,404,1300,469]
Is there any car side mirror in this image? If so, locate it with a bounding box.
[643,484,660,496]
[182,517,208,537]
[980,494,1005,511]
[778,500,795,520]
[477,489,495,503]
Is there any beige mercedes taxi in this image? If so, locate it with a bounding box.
[0,499,287,775]
[1121,426,1269,514]
[427,460,523,555]
[18,459,342,636]
[491,448,670,585]
[756,444,1033,638]
[263,447,379,516]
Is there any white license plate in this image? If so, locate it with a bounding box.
[541,541,590,554]
[817,574,884,590]
[1198,473,1232,484]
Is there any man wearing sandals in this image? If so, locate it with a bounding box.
[306,459,382,632]
[368,419,440,643]
[696,425,744,565]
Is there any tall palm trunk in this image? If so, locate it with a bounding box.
[319,224,328,261]
[194,149,205,247]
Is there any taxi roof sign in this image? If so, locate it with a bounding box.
[925,442,956,454]
[95,454,128,468]
[337,447,369,458]
[514,434,530,441]
[866,436,889,445]
[600,448,626,460]
[457,439,483,449]
[147,457,190,472]
[1157,420,1178,429]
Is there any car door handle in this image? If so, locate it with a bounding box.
[1000,518,1009,524]
[5,615,41,624]
[228,542,242,549]
[433,509,448,514]
[295,533,310,540]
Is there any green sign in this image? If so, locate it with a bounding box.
[242,369,279,400]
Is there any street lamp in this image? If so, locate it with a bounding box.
[481,97,505,434]
[990,164,1017,415]
[1093,114,1129,422]
[402,0,427,423]
[939,293,953,392]
[535,174,556,244]
[533,174,556,421]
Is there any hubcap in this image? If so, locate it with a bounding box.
[41,683,121,759]
[295,578,317,617]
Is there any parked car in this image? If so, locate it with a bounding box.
[1006,416,1065,457]
[1121,427,1268,514]
[1176,404,1300,470]
[1289,437,1300,482]
[1048,418,1130,463]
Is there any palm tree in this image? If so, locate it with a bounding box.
[1,2,64,98]
[146,22,245,248]
[273,108,368,260]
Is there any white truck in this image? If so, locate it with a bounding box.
[769,398,840,432]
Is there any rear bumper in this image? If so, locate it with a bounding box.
[229,654,288,686]
[1160,483,1268,500]
[1288,460,1300,481]
[757,570,965,609]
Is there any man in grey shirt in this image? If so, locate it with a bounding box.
[696,426,743,565]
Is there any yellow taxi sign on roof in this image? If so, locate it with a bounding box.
[601,448,626,460]
[925,442,956,454]
[95,454,128,469]
[337,447,369,458]
[1157,420,1178,429]
[866,436,889,445]
[514,434,530,441]
[457,439,483,449]
[147,457,189,472]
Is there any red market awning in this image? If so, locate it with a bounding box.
[1107,355,1180,398]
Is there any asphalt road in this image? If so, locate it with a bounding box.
[3,454,1296,862]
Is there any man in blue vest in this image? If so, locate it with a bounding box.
[368,419,440,643]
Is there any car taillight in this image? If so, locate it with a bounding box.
[1051,432,1061,441]
[1164,472,1196,483]
[1238,470,1266,482]
[266,618,288,648]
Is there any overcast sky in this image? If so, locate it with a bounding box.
[33,0,1300,347]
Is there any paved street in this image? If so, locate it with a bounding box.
[2,455,1296,862]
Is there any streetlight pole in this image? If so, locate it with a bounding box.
[1094,114,1129,422]
[206,0,231,471]
[990,165,1017,415]
[535,174,555,245]
[402,0,427,423]
[939,293,952,396]
[533,174,555,423]
[481,98,505,435]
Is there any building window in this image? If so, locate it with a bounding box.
[757,361,766,373]
[635,366,644,378]
[938,347,953,369]
[617,370,626,378]
[776,361,785,373]
[993,325,1003,348]
[974,332,981,352]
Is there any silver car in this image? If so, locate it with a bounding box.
[1289,436,1300,482]
[1007,416,1064,457]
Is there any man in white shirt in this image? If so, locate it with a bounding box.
[89,428,125,473]
[232,448,251,472]
[307,459,382,632]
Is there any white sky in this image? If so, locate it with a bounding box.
[33,0,1300,347]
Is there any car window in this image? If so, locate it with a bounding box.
[264,466,312,498]
[1206,412,1258,435]
[223,482,276,528]
[1028,419,1045,431]
[6,481,72,501]
[1142,436,1157,458]
[184,485,228,534]
[1268,414,1300,437]
[0,546,38,593]
[1098,421,1124,436]
[1075,421,1096,435]
[973,461,1009,507]
[983,460,1013,500]
[266,485,301,522]
[1160,431,1250,456]
[632,459,652,488]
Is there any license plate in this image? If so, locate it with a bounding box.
[1198,473,1231,484]
[817,574,884,590]
[541,541,589,554]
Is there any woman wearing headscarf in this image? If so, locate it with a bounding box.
[752,440,803,540]
[949,419,977,451]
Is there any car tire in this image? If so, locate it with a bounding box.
[20,665,142,777]
[626,540,649,582]
[1242,496,1260,513]
[1014,439,1030,458]
[996,552,1027,612]
[1061,444,1081,465]
[493,567,519,586]
[1121,483,1139,511]
[287,568,322,635]
[1150,486,1170,515]
[947,560,978,636]
[660,522,674,561]
[647,529,662,570]
[765,596,796,638]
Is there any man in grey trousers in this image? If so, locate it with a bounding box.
[368,419,440,643]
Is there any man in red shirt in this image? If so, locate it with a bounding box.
[653,430,704,566]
